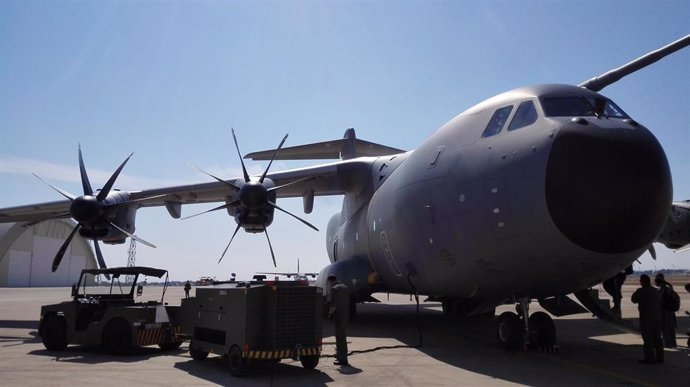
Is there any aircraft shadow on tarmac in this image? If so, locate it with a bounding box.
[331,301,690,386]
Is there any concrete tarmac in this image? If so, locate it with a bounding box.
[1,284,690,386]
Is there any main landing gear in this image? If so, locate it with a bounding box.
[496,297,556,351]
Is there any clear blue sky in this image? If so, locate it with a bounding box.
[1,0,689,280]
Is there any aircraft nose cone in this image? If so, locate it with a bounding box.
[545,123,672,254]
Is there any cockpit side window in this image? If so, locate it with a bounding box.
[541,96,629,118]
[481,105,513,138]
[508,100,538,131]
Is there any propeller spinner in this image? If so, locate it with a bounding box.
[185,129,318,267]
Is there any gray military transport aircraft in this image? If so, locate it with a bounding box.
[1,35,689,350]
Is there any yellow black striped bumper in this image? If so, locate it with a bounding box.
[136,325,182,347]
[244,347,321,360]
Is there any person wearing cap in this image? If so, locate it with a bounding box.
[654,273,677,348]
[631,274,664,364]
[327,274,350,366]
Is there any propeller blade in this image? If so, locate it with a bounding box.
[648,245,657,260]
[264,227,277,267]
[181,202,237,220]
[219,223,242,263]
[32,173,76,201]
[93,238,107,269]
[267,176,314,193]
[231,128,251,183]
[260,133,288,183]
[52,224,81,272]
[106,220,156,248]
[97,151,134,201]
[187,163,241,191]
[93,239,111,280]
[268,201,319,231]
[78,145,94,196]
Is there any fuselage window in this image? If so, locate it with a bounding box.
[481,105,513,138]
[508,100,538,131]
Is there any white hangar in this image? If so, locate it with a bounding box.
[0,219,97,287]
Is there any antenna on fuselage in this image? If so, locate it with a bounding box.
[579,34,690,92]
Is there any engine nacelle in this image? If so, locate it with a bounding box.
[657,202,690,249]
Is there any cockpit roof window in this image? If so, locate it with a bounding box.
[481,105,513,138]
[541,96,629,118]
[508,100,538,131]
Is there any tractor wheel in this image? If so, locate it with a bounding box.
[41,314,68,351]
[102,318,133,355]
[190,347,209,361]
[159,341,183,351]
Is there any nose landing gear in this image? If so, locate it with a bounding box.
[496,297,557,351]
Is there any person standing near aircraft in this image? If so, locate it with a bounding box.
[631,274,664,364]
[654,273,678,348]
[184,281,192,298]
[327,274,349,366]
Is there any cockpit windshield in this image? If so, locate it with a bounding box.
[541,96,629,118]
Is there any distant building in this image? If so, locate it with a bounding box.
[0,219,97,287]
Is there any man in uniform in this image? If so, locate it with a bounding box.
[184,281,192,298]
[327,274,350,366]
[631,274,664,364]
[655,273,677,348]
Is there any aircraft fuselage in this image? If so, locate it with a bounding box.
[322,84,672,310]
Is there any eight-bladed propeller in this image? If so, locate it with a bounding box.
[33,145,156,273]
[185,129,318,267]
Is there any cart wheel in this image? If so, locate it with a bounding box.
[190,347,209,360]
[102,318,133,355]
[41,314,68,351]
[159,341,183,351]
[300,355,319,370]
[228,345,246,376]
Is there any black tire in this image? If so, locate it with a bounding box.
[528,311,556,348]
[159,341,183,351]
[441,299,458,317]
[497,311,522,351]
[41,314,68,351]
[300,355,319,370]
[228,345,246,376]
[102,318,133,355]
[190,347,209,361]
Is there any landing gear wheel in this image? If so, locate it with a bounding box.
[497,311,522,351]
[190,347,209,361]
[102,318,132,355]
[159,341,183,351]
[41,314,67,351]
[300,355,319,369]
[528,311,556,348]
[441,299,459,317]
[228,345,247,376]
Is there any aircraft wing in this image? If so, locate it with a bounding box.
[0,158,375,222]
[130,158,375,214]
[0,199,71,223]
